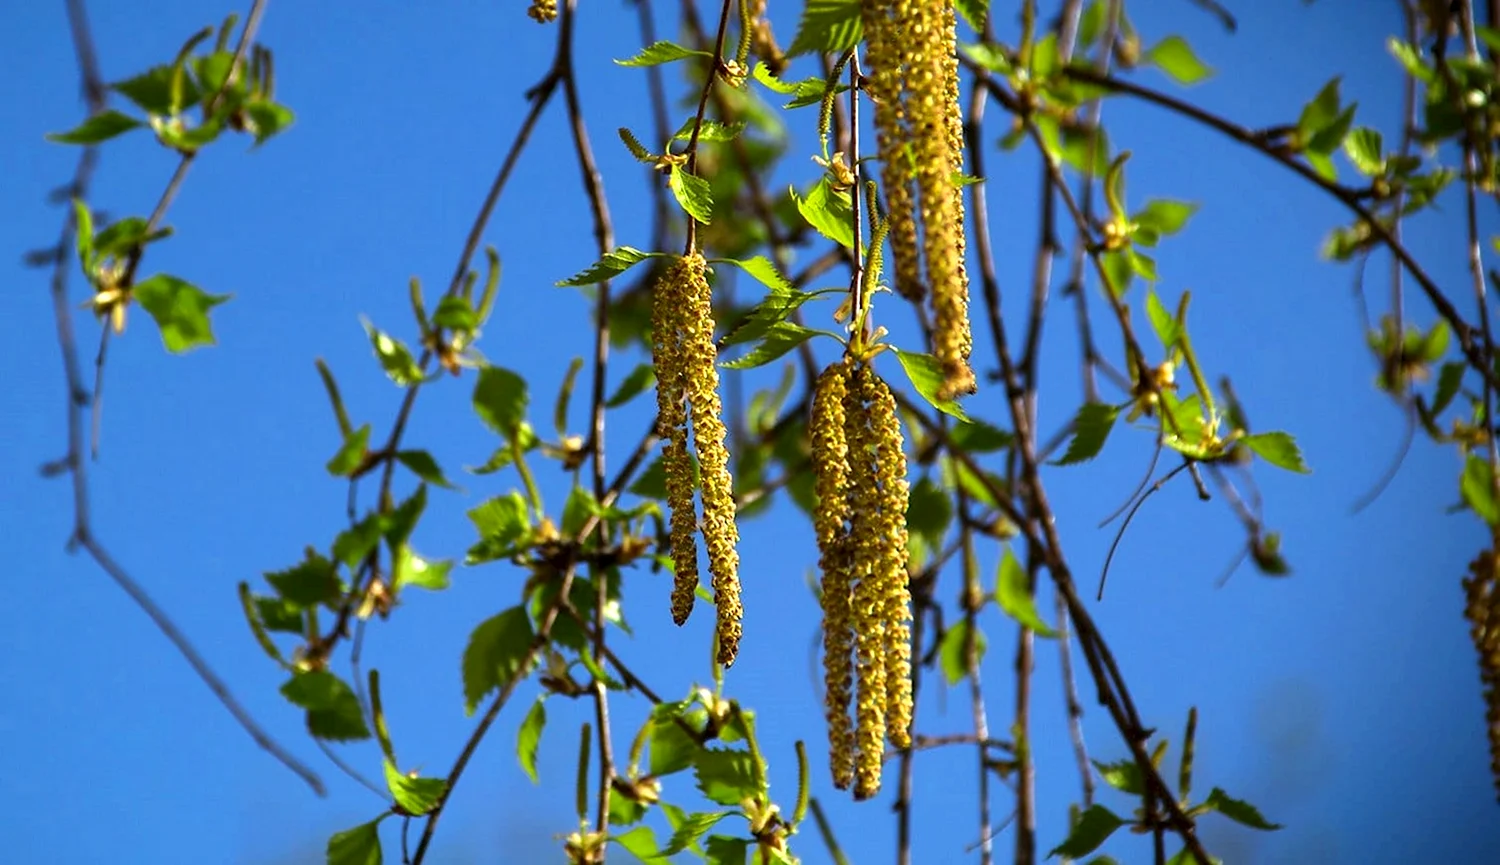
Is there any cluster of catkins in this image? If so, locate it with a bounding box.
[812,358,914,799]
[1463,547,1500,800]
[862,0,975,401]
[651,254,743,668]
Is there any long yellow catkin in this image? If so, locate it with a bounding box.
[867,372,913,750]
[677,254,743,668]
[863,0,922,301]
[1463,548,1500,799]
[812,361,856,789]
[846,364,889,800]
[652,258,701,626]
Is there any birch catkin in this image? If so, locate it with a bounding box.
[812,361,856,789]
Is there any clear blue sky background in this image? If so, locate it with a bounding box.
[3,1,1496,863]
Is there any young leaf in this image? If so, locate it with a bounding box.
[1202,788,1282,830]
[465,492,532,563]
[669,166,714,225]
[1134,200,1198,237]
[893,348,972,422]
[243,100,295,146]
[721,289,818,348]
[1240,431,1310,474]
[704,836,751,865]
[613,825,662,861]
[720,255,796,294]
[693,748,761,805]
[1048,805,1125,858]
[392,546,452,591]
[950,419,1014,453]
[473,365,529,438]
[1091,758,1145,795]
[46,110,144,145]
[939,619,986,686]
[557,246,659,286]
[461,606,537,715]
[1053,403,1121,465]
[1145,291,1181,349]
[661,811,733,855]
[395,450,458,489]
[265,549,340,608]
[133,274,230,353]
[787,0,864,57]
[1343,127,1384,175]
[996,547,1058,637]
[722,321,820,370]
[517,697,547,784]
[650,715,700,777]
[1462,456,1500,525]
[1146,35,1213,84]
[280,671,371,741]
[955,0,990,31]
[382,761,446,816]
[1431,361,1464,417]
[327,818,385,865]
[607,363,656,408]
[671,118,747,143]
[327,424,372,476]
[616,40,711,67]
[359,317,423,385]
[791,178,855,249]
[906,476,953,548]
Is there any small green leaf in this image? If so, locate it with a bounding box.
[616,40,712,67]
[383,484,428,550]
[671,118,747,143]
[787,0,863,57]
[954,0,990,31]
[461,606,536,715]
[382,761,446,816]
[327,818,384,865]
[1343,127,1384,175]
[1307,104,1358,156]
[360,317,423,386]
[255,595,304,633]
[722,290,819,348]
[1048,805,1125,858]
[93,216,166,260]
[1462,456,1500,525]
[893,348,971,422]
[1146,36,1213,84]
[950,419,1013,453]
[466,492,532,564]
[721,255,795,294]
[962,42,1012,75]
[1053,403,1120,465]
[1134,200,1198,237]
[327,424,372,476]
[133,274,229,353]
[395,450,457,489]
[670,166,714,225]
[1431,361,1464,416]
[791,178,855,249]
[1202,788,1282,830]
[722,321,819,370]
[280,671,371,741]
[431,296,477,333]
[473,365,529,438]
[111,66,179,115]
[907,476,952,548]
[46,110,143,144]
[393,546,452,591]
[939,619,986,686]
[607,363,656,408]
[1145,291,1180,349]
[610,793,648,826]
[517,697,547,784]
[693,748,761,805]
[996,547,1058,637]
[704,836,751,865]
[265,549,340,608]
[558,246,659,286]
[1091,758,1145,795]
[1240,431,1310,474]
[73,200,95,266]
[650,717,700,778]
[243,100,295,146]
[662,811,733,855]
[334,510,388,568]
[612,825,662,861]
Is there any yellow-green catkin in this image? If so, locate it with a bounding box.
[812,361,856,789]
[678,254,743,668]
[846,364,889,800]
[1463,548,1500,800]
[867,372,913,750]
[940,0,973,368]
[862,0,922,301]
[652,258,701,627]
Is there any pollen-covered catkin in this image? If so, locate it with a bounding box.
[1463,548,1500,800]
[812,361,855,789]
[845,364,889,800]
[678,254,743,668]
[866,372,913,750]
[863,0,921,301]
[652,258,701,626]
[939,0,973,370]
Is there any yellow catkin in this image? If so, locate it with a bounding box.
[863,0,922,301]
[867,371,913,750]
[1463,548,1500,801]
[652,258,700,626]
[940,0,972,367]
[678,254,743,667]
[812,361,856,789]
[846,364,889,800]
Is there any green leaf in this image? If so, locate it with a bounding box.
[704,836,750,865]
[662,811,733,855]
[473,365,529,438]
[280,671,371,741]
[395,450,457,489]
[650,716,700,777]
[694,748,761,805]
[1307,104,1357,157]
[616,40,711,67]
[465,492,532,564]
[1145,291,1180,349]
[243,99,295,146]
[392,546,452,591]
[265,549,340,608]
[1128,249,1158,282]
[1462,456,1500,525]
[360,317,423,386]
[327,424,372,476]
[327,818,384,865]
[670,166,714,225]
[607,363,656,408]
[722,290,819,348]
[1053,403,1120,465]
[893,348,971,422]
[722,321,819,370]
[461,606,536,715]
[1048,805,1125,858]
[383,484,428,550]
[962,42,1012,74]
[610,793,648,827]
[111,65,180,115]
[133,274,229,352]
[950,419,1013,453]
[516,697,547,784]
[787,0,863,57]
[256,595,304,633]
[73,200,95,266]
[1431,361,1464,417]
[431,296,477,333]
[1297,77,1343,142]
[1240,431,1310,474]
[722,255,795,294]
[612,825,662,861]
[558,246,659,286]
[1146,36,1213,84]
[382,761,446,816]
[907,476,953,548]
[1343,127,1384,175]
[1091,758,1145,795]
[93,216,168,261]
[1202,788,1282,830]
[334,510,388,568]
[46,110,143,144]
[955,0,990,31]
[939,619,985,686]
[996,547,1058,636]
[1134,200,1198,237]
[1387,38,1434,84]
[671,118,747,143]
[791,178,855,249]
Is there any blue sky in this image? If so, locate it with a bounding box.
[2,1,1497,863]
